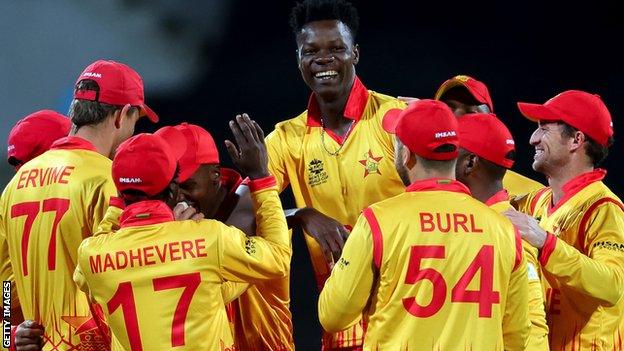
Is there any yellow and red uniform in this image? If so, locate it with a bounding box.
[486,189,550,350]
[503,170,544,199]
[220,168,295,351]
[517,169,624,350]
[266,77,405,348]
[74,177,290,351]
[0,136,117,350]
[319,179,530,350]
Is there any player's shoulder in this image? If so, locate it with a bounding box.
[366,90,406,120]
[582,182,624,215]
[269,111,308,138]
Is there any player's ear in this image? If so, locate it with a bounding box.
[353,44,360,65]
[569,130,586,152]
[114,104,132,129]
[465,153,478,175]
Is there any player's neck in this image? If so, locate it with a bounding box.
[72,126,115,159]
[317,91,351,132]
[471,180,504,204]
[547,161,594,204]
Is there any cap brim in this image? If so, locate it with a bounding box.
[141,104,159,123]
[382,108,403,133]
[517,102,562,123]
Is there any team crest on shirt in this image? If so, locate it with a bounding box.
[308,159,328,187]
[358,150,383,177]
[61,315,110,350]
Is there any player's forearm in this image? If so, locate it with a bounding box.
[318,283,362,333]
[249,176,290,249]
[540,233,624,305]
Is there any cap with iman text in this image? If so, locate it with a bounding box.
[113,133,177,196]
[383,99,459,160]
[74,60,158,123]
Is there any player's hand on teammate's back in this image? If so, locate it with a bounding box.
[173,202,204,221]
[294,207,350,265]
[226,114,270,180]
[14,320,44,351]
[504,208,547,248]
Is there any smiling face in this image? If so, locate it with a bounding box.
[296,20,359,102]
[178,164,222,218]
[529,121,571,175]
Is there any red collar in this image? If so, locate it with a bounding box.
[406,178,472,195]
[119,200,175,228]
[306,76,369,127]
[50,136,98,152]
[485,189,509,207]
[548,168,606,214]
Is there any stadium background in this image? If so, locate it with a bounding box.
[0,1,621,348]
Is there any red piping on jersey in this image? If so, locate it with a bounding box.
[50,136,98,152]
[539,232,558,266]
[513,226,523,272]
[485,189,509,207]
[248,175,277,192]
[306,76,369,126]
[405,178,472,196]
[109,196,124,209]
[577,197,624,252]
[363,207,383,269]
[529,187,550,215]
[306,76,369,145]
[119,200,174,228]
[547,169,606,215]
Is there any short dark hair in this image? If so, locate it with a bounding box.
[289,0,359,38]
[559,122,612,167]
[69,79,139,130]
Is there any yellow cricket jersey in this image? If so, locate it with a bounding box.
[0,136,118,350]
[319,179,530,350]
[266,77,406,348]
[220,168,294,351]
[486,189,550,351]
[73,177,291,351]
[518,169,624,350]
[503,170,544,199]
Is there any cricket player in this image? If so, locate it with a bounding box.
[73,115,291,350]
[268,1,405,347]
[318,100,530,350]
[0,60,158,350]
[1,110,72,346]
[157,121,294,350]
[506,90,624,350]
[434,74,544,198]
[455,113,549,350]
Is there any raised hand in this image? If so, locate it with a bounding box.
[225,114,269,180]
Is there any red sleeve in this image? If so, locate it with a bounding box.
[363,207,383,270]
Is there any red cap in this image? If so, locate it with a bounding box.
[113,133,177,196]
[383,99,459,160]
[173,123,220,182]
[435,75,494,112]
[154,126,188,162]
[517,90,613,147]
[7,110,71,167]
[74,60,159,123]
[458,113,515,168]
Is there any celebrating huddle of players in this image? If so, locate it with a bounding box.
[1,0,622,350]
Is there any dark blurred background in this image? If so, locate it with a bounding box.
[1,0,621,349]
